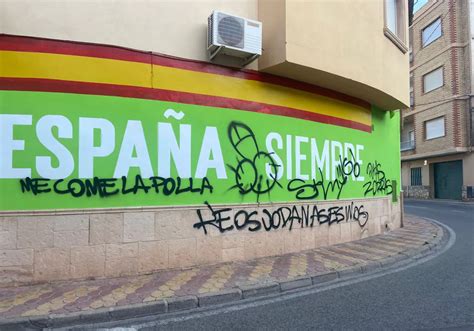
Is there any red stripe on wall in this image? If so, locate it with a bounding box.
[0,77,372,132]
[0,34,371,110]
[0,34,152,64]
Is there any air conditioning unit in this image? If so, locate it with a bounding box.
[207,10,262,66]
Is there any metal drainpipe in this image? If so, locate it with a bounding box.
[469,94,474,152]
[400,191,404,228]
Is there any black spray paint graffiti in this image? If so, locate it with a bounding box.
[227,121,364,201]
[193,200,369,235]
[287,150,361,200]
[227,121,282,201]
[363,161,393,196]
[19,175,213,198]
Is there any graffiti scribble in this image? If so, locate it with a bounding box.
[19,175,213,198]
[227,121,281,201]
[363,161,393,196]
[193,200,369,235]
[287,150,361,200]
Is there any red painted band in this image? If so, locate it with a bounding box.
[0,34,371,110]
[0,77,372,132]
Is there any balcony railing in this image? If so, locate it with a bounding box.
[401,140,415,151]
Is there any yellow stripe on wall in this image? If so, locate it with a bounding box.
[153,65,371,124]
[0,51,151,88]
[0,50,371,125]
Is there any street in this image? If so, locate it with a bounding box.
[96,199,474,331]
[1,3,474,331]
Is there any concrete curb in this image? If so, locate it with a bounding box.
[0,219,451,330]
[166,295,197,312]
[241,282,280,299]
[311,271,338,285]
[279,277,312,291]
[198,288,242,307]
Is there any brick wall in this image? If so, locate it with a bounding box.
[403,185,430,199]
[0,198,400,286]
[406,0,471,157]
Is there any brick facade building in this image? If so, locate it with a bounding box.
[401,0,474,200]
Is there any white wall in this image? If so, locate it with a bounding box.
[0,0,257,62]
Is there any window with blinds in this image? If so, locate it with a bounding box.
[425,116,445,140]
[423,67,443,93]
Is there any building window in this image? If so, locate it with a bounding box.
[411,167,422,186]
[425,116,445,140]
[384,0,408,53]
[414,0,429,14]
[410,89,414,107]
[422,17,442,47]
[401,129,415,151]
[423,67,443,93]
[386,0,399,34]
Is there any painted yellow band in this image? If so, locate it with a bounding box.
[0,51,371,125]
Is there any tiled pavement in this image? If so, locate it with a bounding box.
[0,216,444,323]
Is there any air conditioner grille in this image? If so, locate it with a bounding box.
[207,15,213,48]
[217,14,244,48]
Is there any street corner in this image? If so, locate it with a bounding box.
[0,214,451,330]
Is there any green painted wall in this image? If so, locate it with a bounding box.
[0,91,400,210]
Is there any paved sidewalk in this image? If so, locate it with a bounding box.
[0,216,445,328]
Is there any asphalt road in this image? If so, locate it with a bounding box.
[102,199,474,331]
